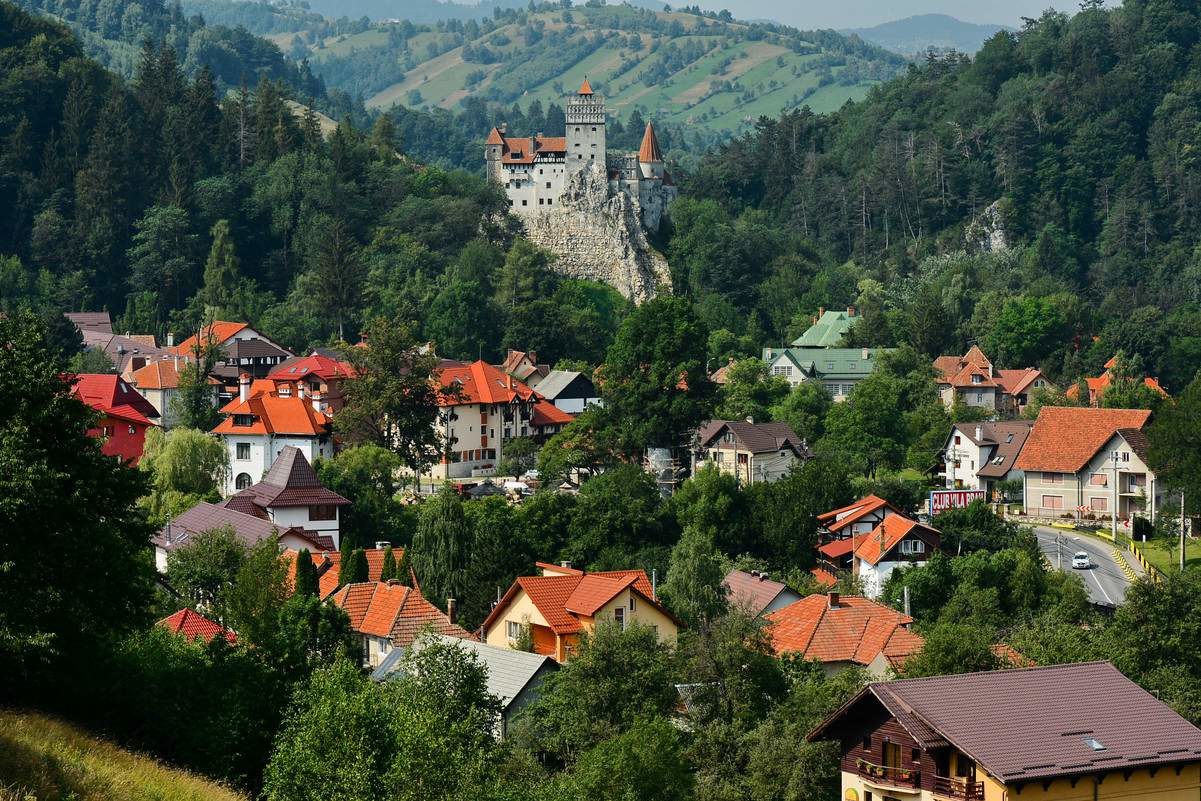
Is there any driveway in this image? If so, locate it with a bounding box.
[1033,526,1144,607]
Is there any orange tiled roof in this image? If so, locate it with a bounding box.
[157,608,236,644]
[854,515,940,566]
[1014,406,1153,473]
[811,567,838,587]
[438,360,540,407]
[170,321,248,355]
[818,539,855,558]
[483,566,665,637]
[500,135,568,164]
[131,359,181,390]
[765,594,920,665]
[578,77,593,95]
[360,582,408,637]
[212,392,332,437]
[331,581,473,646]
[995,367,1042,396]
[318,548,404,599]
[532,400,574,426]
[486,126,505,146]
[816,495,896,533]
[330,583,376,628]
[638,122,663,163]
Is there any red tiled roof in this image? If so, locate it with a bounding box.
[330,583,376,628]
[818,539,855,558]
[811,567,837,587]
[438,360,540,406]
[854,515,940,566]
[532,400,574,426]
[268,353,356,382]
[170,321,248,355]
[1014,406,1153,473]
[317,548,404,599]
[995,367,1042,396]
[765,594,920,666]
[564,573,639,616]
[486,127,505,145]
[499,135,568,164]
[157,608,236,644]
[817,495,897,534]
[212,393,332,436]
[71,374,160,424]
[638,122,663,163]
[723,569,792,616]
[330,581,473,646]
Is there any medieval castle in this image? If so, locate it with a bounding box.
[484,80,678,233]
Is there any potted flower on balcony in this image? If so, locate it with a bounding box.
[898,768,912,782]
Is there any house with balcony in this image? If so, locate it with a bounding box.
[695,419,812,484]
[1014,407,1161,524]
[818,496,904,543]
[481,562,680,663]
[268,352,357,414]
[941,421,1033,495]
[807,661,1201,801]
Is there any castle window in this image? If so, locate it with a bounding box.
[591,126,596,131]
[538,198,544,205]
[548,199,552,205]
[522,199,527,206]
[575,126,580,132]
[508,199,513,206]
[546,182,551,188]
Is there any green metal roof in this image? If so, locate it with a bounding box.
[791,310,859,347]
[763,347,889,380]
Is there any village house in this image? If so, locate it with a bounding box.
[169,321,294,403]
[533,369,601,414]
[127,359,183,429]
[157,608,236,644]
[220,446,348,550]
[372,635,558,741]
[481,562,680,663]
[66,311,170,374]
[213,375,335,495]
[1014,407,1160,524]
[1067,355,1168,407]
[934,346,1052,416]
[71,373,160,464]
[267,351,357,414]
[432,360,542,480]
[819,495,904,542]
[941,421,1033,495]
[695,419,812,484]
[815,496,941,598]
[761,345,887,400]
[722,569,803,618]
[314,545,404,599]
[329,580,472,668]
[807,661,1201,801]
[498,350,550,388]
[764,592,924,676]
[794,307,860,347]
[152,499,330,572]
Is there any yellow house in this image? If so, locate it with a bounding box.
[808,662,1201,801]
[480,562,680,662]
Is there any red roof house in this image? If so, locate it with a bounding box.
[157,608,237,644]
[70,374,160,464]
[765,592,923,675]
[329,580,472,667]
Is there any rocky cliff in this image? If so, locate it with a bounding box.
[521,164,671,303]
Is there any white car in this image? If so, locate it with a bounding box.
[1071,551,1091,569]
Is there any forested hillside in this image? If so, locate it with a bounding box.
[673,0,1201,393]
[0,1,630,366]
[286,2,903,137]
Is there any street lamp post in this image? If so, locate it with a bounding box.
[1110,450,1120,542]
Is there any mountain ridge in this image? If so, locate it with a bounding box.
[842,13,1010,56]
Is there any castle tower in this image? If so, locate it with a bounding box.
[637,121,664,180]
[566,78,606,176]
[485,126,505,182]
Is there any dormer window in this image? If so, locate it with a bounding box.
[233,414,255,427]
[972,374,983,384]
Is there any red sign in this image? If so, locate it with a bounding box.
[930,489,985,514]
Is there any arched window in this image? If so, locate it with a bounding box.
[235,473,252,490]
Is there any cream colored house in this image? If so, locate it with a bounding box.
[481,562,680,663]
[695,419,812,484]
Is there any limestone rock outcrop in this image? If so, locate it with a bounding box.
[520,164,671,303]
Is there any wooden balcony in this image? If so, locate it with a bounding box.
[855,759,920,789]
[933,775,985,800]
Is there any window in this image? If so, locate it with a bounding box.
[974,392,983,403]
[127,424,136,435]
[630,596,636,611]
[614,606,626,630]
[236,442,251,460]
[772,365,792,376]
[521,199,527,206]
[1042,472,1063,484]
[1090,497,1108,512]
[1042,495,1063,510]
[233,414,254,427]
[865,793,872,801]
[1122,452,1130,462]
[911,748,921,762]
[1089,473,1107,486]
[954,435,961,445]
[538,198,544,205]
[547,199,553,206]
[235,473,252,490]
[101,425,114,437]
[862,735,872,750]
[309,505,337,521]
[361,637,369,662]
[825,361,835,371]
[507,621,521,640]
[591,126,596,131]
[545,181,551,188]
[972,374,983,384]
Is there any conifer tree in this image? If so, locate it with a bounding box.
[368,112,398,162]
[379,545,397,582]
[338,534,355,586]
[294,548,318,597]
[199,219,239,312]
[396,545,413,587]
[342,548,369,585]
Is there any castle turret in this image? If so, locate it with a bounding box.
[485,126,505,182]
[637,121,664,180]
[566,78,605,176]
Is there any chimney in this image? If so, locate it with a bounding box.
[862,348,870,360]
[529,351,537,364]
[297,383,306,399]
[446,598,457,624]
[560,560,572,569]
[375,541,390,550]
[311,390,322,413]
[818,306,825,318]
[166,332,174,348]
[828,592,840,609]
[847,306,855,317]
[506,374,512,391]
[238,373,250,403]
[975,425,983,441]
[745,415,754,425]
[758,571,769,582]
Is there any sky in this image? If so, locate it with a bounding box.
[683,1,1107,30]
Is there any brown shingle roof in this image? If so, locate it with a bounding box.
[723,569,791,617]
[811,662,1201,783]
[697,420,810,455]
[1014,407,1152,473]
[221,447,349,512]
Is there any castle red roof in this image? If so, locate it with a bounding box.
[485,126,505,145]
[638,121,663,163]
[578,77,593,95]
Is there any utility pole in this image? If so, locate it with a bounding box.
[903,585,911,617]
[1110,450,1119,542]
[1057,533,1062,571]
[1181,491,1186,571]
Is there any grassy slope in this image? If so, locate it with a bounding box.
[0,710,246,801]
[297,5,898,135]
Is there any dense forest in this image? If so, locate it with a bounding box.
[675,0,1201,394]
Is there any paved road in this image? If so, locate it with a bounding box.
[1034,526,1144,607]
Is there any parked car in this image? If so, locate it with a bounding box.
[1072,551,1091,569]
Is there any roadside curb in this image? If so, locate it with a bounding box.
[1111,548,1136,581]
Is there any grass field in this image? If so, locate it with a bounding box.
[1136,537,1201,574]
[0,710,246,801]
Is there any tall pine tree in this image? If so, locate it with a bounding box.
[411,484,471,611]
[294,548,318,597]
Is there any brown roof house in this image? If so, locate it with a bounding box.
[942,421,1033,495]
[934,346,1053,417]
[1014,407,1160,526]
[808,661,1201,801]
[723,569,803,617]
[220,447,349,550]
[152,500,329,573]
[696,419,813,484]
